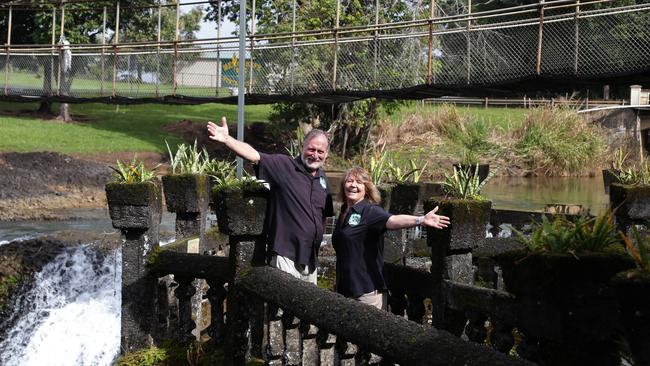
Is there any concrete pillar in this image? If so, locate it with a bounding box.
[161,174,210,252]
[631,85,642,106]
[105,182,162,353]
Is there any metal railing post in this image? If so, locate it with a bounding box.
[536,0,545,76]
[113,1,120,97]
[101,7,106,96]
[156,4,161,98]
[216,0,222,96]
[248,0,256,93]
[290,0,296,94]
[466,0,472,84]
[4,5,12,96]
[574,0,580,75]
[49,7,56,96]
[57,3,66,96]
[332,0,341,92]
[373,0,379,86]
[426,0,435,85]
[173,2,180,96]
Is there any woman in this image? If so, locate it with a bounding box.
[332,166,450,310]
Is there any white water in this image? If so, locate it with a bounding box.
[0,245,122,366]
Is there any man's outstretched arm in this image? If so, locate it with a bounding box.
[207,116,261,164]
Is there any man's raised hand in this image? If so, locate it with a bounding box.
[207,116,229,143]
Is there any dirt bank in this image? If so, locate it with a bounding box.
[0,152,126,221]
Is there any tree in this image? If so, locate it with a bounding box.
[205,0,418,154]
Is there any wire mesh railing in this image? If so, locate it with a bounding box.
[0,0,648,103]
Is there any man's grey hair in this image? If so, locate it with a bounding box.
[302,129,330,150]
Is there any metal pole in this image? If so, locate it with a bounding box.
[536,0,545,76]
[290,0,296,94]
[466,0,471,84]
[216,0,222,96]
[248,0,256,93]
[574,0,580,75]
[101,7,106,96]
[113,1,120,97]
[332,0,341,92]
[50,7,56,96]
[57,3,66,96]
[237,0,247,178]
[173,2,180,96]
[156,4,161,98]
[4,5,12,96]
[373,0,379,86]
[426,0,435,85]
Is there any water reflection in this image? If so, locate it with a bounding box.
[0,209,176,243]
[483,175,608,215]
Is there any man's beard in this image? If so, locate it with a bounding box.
[301,155,322,172]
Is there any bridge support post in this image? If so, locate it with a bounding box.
[106,182,162,353]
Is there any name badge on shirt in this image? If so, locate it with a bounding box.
[319,176,327,189]
[348,213,361,227]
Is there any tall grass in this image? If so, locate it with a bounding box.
[375,105,606,176]
[512,107,605,175]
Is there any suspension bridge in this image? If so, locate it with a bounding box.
[0,0,649,104]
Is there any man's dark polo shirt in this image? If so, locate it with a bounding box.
[256,153,334,268]
[332,199,392,298]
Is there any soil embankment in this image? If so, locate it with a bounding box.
[0,152,121,221]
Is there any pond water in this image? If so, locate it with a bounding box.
[0,175,609,243]
[482,175,609,215]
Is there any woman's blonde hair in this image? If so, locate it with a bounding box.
[339,166,381,204]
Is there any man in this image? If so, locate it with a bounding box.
[207,117,334,284]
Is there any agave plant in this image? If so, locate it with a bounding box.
[212,173,265,193]
[362,146,388,186]
[166,139,212,175]
[385,158,420,184]
[441,165,494,200]
[110,158,158,183]
[620,227,650,272]
[616,159,650,186]
[515,210,621,253]
[284,126,305,157]
[206,159,236,181]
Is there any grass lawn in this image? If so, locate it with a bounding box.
[0,101,274,155]
[389,101,530,129]
[6,71,231,98]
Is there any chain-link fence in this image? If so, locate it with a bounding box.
[0,0,648,103]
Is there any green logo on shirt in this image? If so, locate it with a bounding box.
[348,213,361,226]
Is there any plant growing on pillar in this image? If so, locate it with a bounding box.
[441,165,495,200]
[166,139,212,175]
[110,158,159,183]
[212,175,269,236]
[620,227,650,273]
[514,210,621,254]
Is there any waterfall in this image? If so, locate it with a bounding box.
[0,245,121,366]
